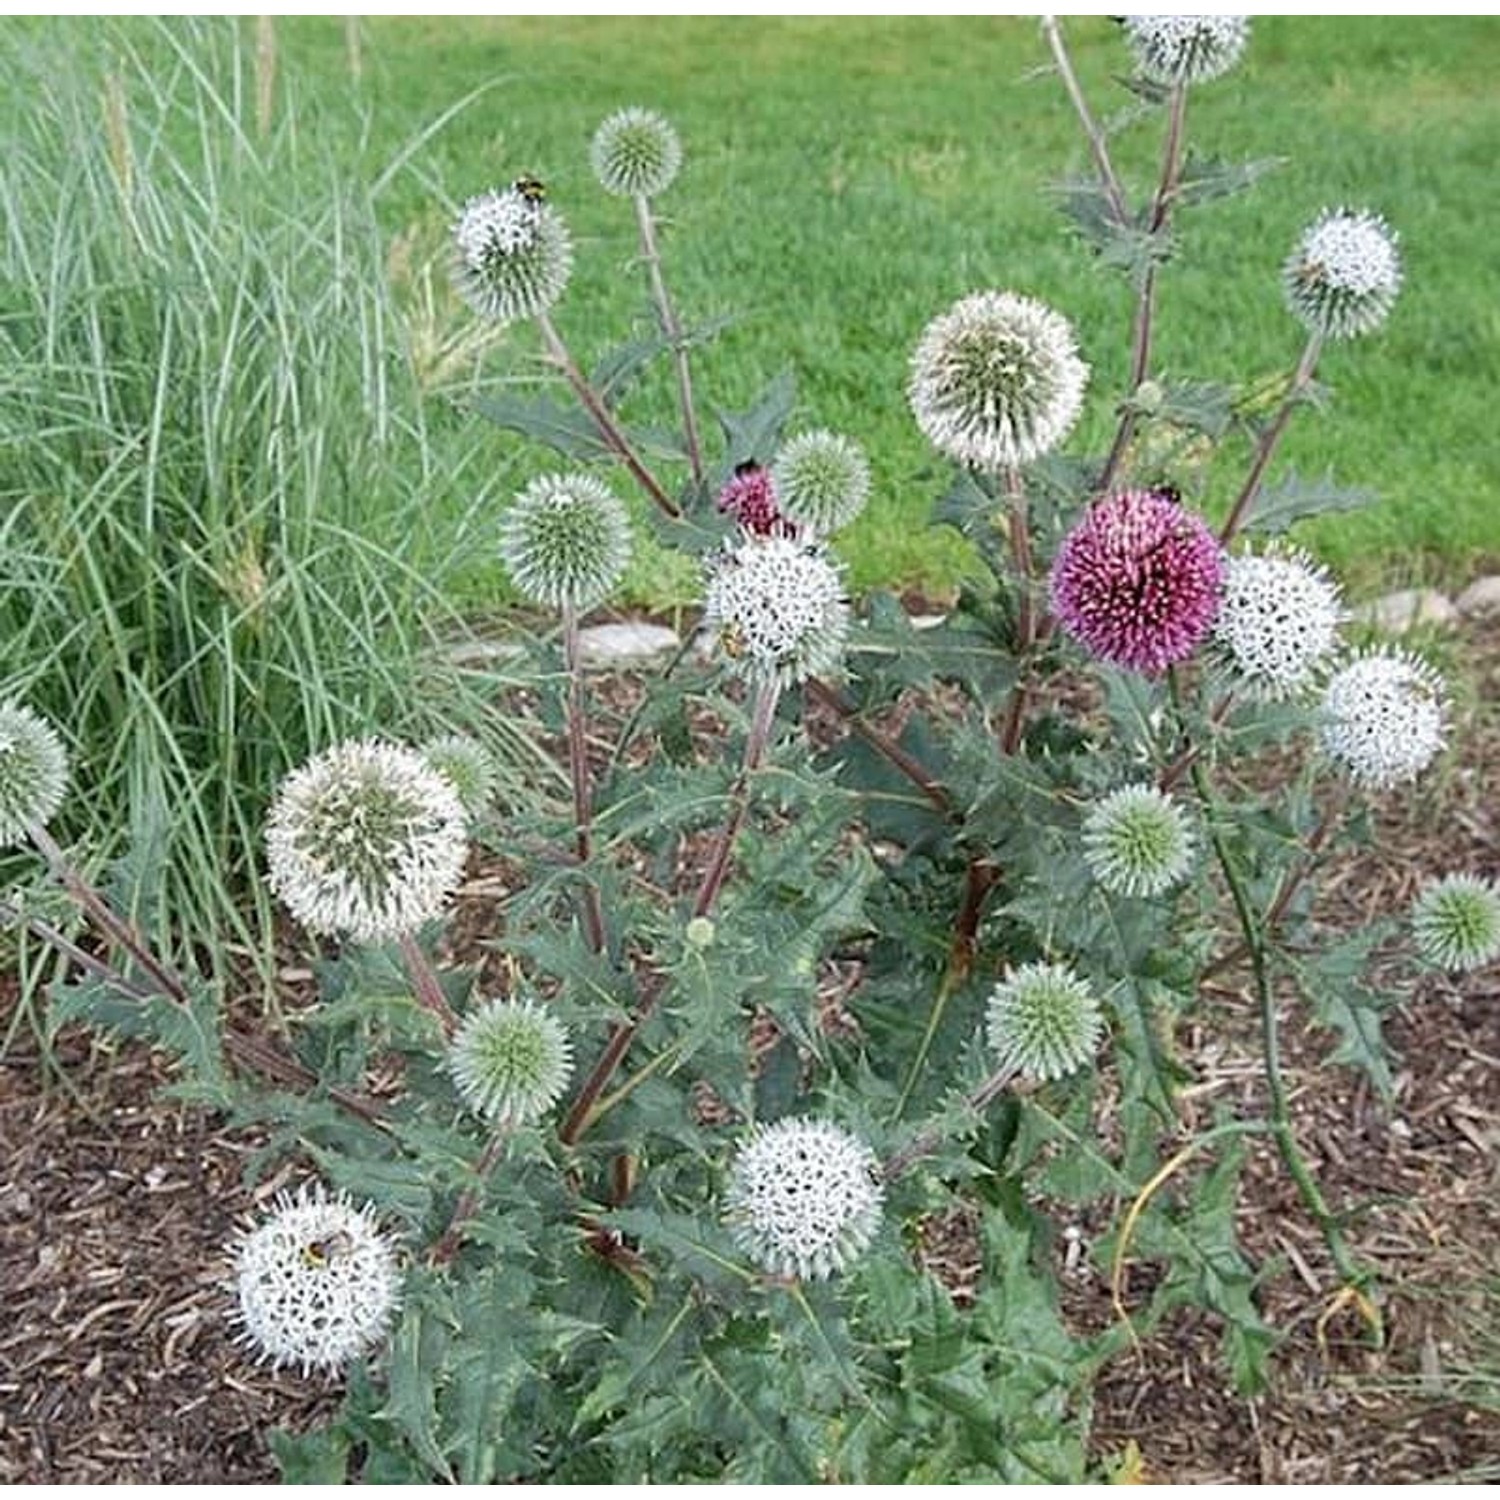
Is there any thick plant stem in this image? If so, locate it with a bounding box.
[884,1062,1017,1181]
[1187,753,1375,1318]
[1219,331,1324,545]
[563,605,607,955]
[1041,16,1128,228]
[634,194,704,490]
[535,310,682,520]
[429,1128,510,1267]
[997,465,1040,757]
[399,932,459,1037]
[559,679,781,1148]
[28,823,191,1006]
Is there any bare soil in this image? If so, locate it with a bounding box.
[2,618,1498,1483]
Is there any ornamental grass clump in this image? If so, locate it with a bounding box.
[21,17,1484,1485]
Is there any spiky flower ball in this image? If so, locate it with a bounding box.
[231,1184,401,1376]
[265,739,469,944]
[1320,649,1446,790]
[1082,784,1195,898]
[452,183,573,326]
[421,735,499,824]
[771,430,871,538]
[716,462,789,538]
[1412,875,1500,973]
[703,533,848,687]
[448,996,573,1127]
[1050,489,1224,675]
[0,702,69,847]
[909,291,1088,471]
[590,107,682,198]
[1213,547,1344,700]
[1123,16,1250,86]
[1284,208,1402,341]
[986,962,1104,1082]
[724,1117,883,1280]
[498,471,632,612]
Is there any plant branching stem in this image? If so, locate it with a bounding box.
[429,1128,511,1267]
[563,605,607,955]
[884,1062,1017,1180]
[398,932,459,1036]
[997,465,1041,757]
[634,194,704,489]
[535,310,682,519]
[1183,705,1373,1310]
[1041,16,1129,228]
[1219,331,1324,544]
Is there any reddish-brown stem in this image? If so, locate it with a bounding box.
[997,465,1040,757]
[398,932,459,1036]
[535,311,682,520]
[28,823,192,1006]
[805,677,955,819]
[883,1062,1017,1181]
[1157,690,1236,793]
[563,606,607,955]
[1218,331,1325,545]
[429,1128,510,1267]
[948,856,1000,989]
[557,971,665,1148]
[1041,16,1129,228]
[634,194,704,490]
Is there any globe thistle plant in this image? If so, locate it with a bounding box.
[590,107,683,199]
[0,702,69,847]
[1050,489,1225,676]
[231,1184,401,1376]
[1411,875,1500,973]
[421,735,499,824]
[771,430,872,538]
[1123,15,1250,86]
[716,462,789,538]
[703,533,849,688]
[1213,547,1344,700]
[1319,649,1447,791]
[452,182,573,326]
[724,1117,883,1280]
[909,290,1088,471]
[265,739,469,944]
[498,472,632,612]
[1284,208,1402,341]
[1082,784,1196,898]
[986,962,1105,1082]
[448,996,573,1127]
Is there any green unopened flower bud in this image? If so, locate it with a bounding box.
[448,996,573,1127]
[1412,875,1500,973]
[771,430,871,538]
[685,916,716,950]
[421,734,499,824]
[1133,379,1165,416]
[590,107,682,199]
[499,471,632,613]
[986,961,1104,1082]
[0,702,69,847]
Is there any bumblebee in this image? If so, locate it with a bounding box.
[733,458,762,478]
[300,1230,354,1269]
[1290,258,1326,290]
[512,174,547,206]
[719,621,748,659]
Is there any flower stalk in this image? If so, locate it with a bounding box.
[563,604,607,954]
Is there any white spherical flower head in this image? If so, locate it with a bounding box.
[1320,649,1447,791]
[703,533,849,687]
[590,107,683,198]
[1123,15,1250,86]
[448,996,573,1127]
[909,291,1088,471]
[1412,874,1500,973]
[265,739,469,944]
[231,1184,401,1376]
[771,430,872,538]
[724,1117,883,1280]
[1284,208,1402,341]
[986,962,1104,1082]
[1213,547,1344,700]
[499,471,632,613]
[421,734,499,824]
[1082,784,1195,898]
[452,183,573,327]
[0,702,69,847]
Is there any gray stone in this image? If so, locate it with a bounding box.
[439,636,527,668]
[1350,588,1458,635]
[578,621,681,668]
[1456,575,1500,617]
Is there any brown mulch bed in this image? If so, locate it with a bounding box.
[2,618,1499,1483]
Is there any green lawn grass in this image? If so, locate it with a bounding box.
[31,16,1500,603]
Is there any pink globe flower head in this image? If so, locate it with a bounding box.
[1050,488,1225,676]
[717,461,796,538]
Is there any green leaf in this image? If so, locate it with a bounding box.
[611,1205,757,1292]
[471,392,614,461]
[267,1425,350,1483]
[1174,149,1284,208]
[1244,469,1375,535]
[714,367,796,466]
